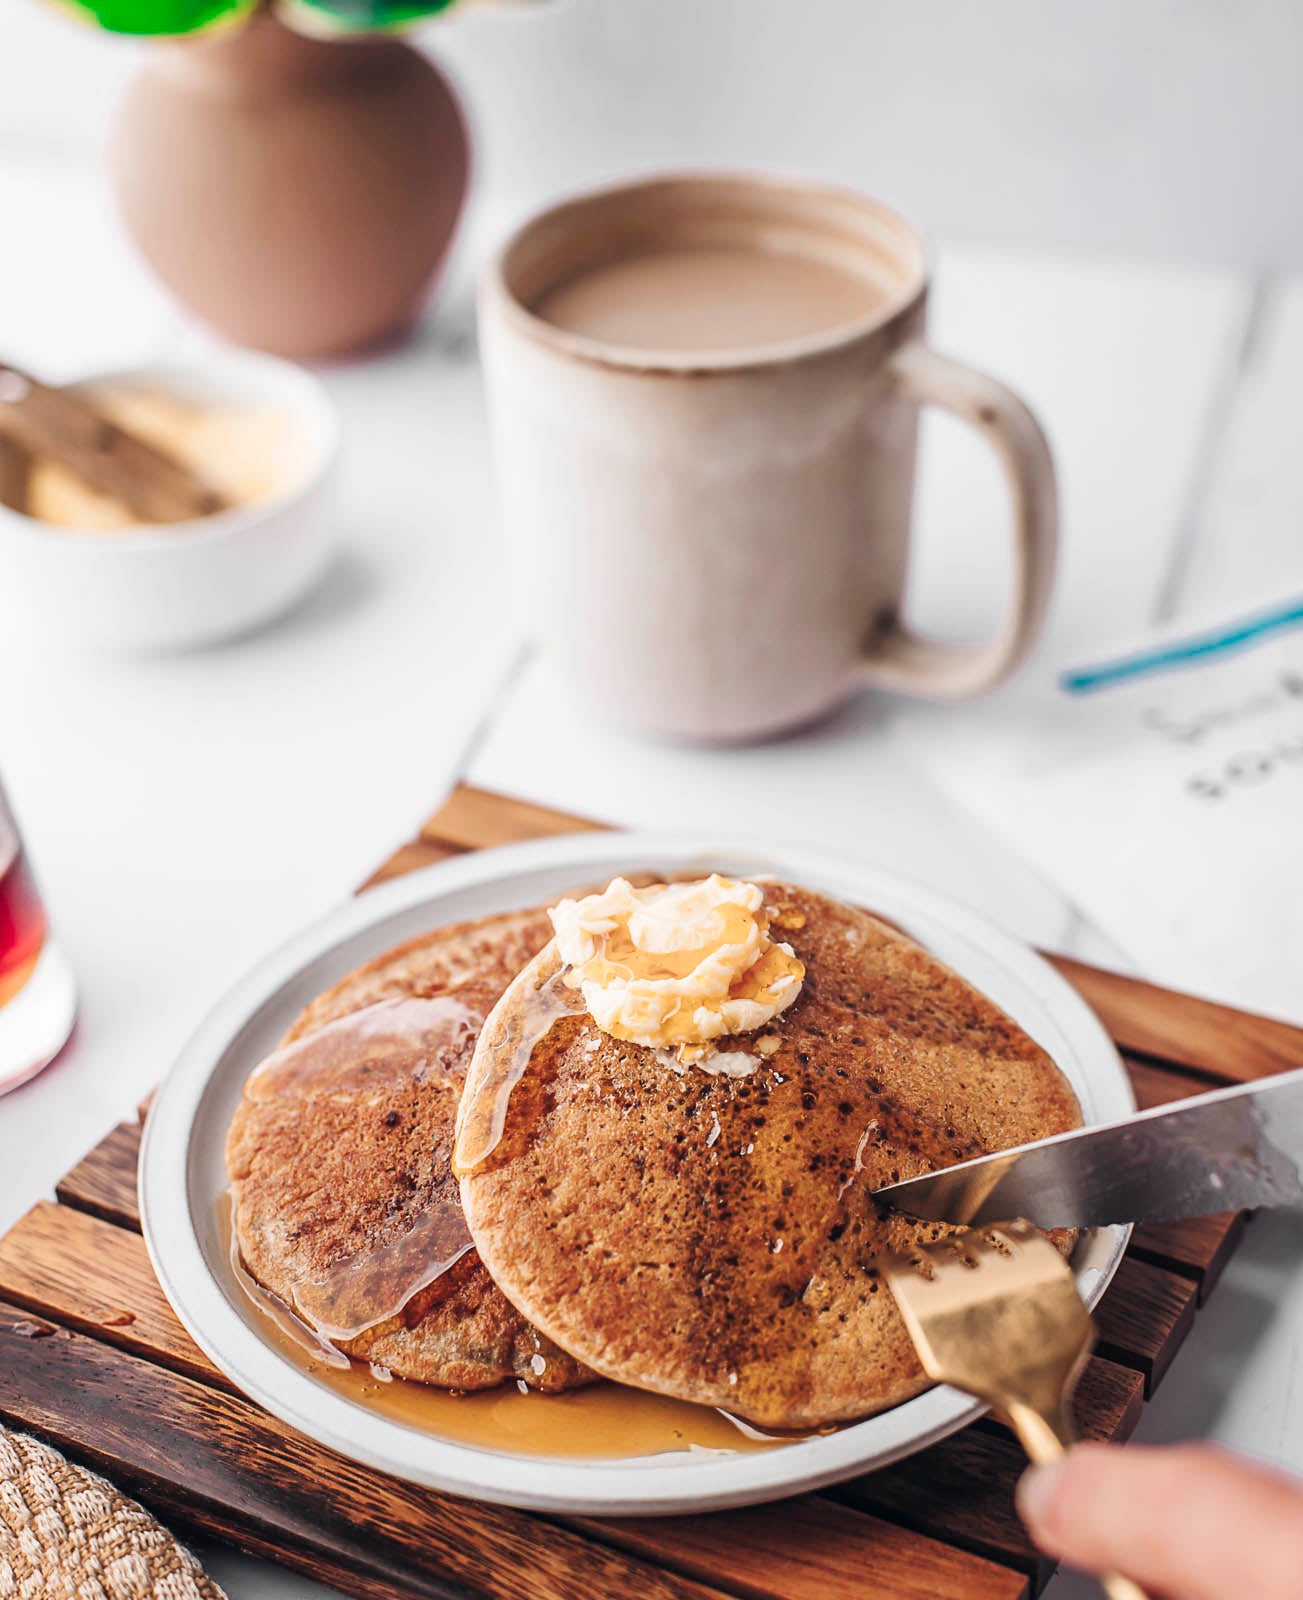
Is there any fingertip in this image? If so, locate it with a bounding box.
[1016,1443,1116,1548]
[1015,1460,1064,1532]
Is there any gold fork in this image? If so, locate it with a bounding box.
[880,1220,1147,1600]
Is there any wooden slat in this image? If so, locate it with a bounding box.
[421,783,604,851]
[57,1118,143,1230]
[0,1204,1030,1600]
[1126,1055,1224,1109]
[834,1426,1042,1586]
[579,1498,1028,1600]
[834,1357,1143,1587]
[54,1120,141,1231]
[0,1168,1132,1599]
[1047,953,1303,1082]
[1130,1211,1247,1303]
[1093,1256,1197,1394]
[0,1202,229,1392]
[359,838,462,893]
[0,1306,733,1600]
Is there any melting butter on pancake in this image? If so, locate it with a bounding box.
[225,908,594,1393]
[456,882,1082,1429]
[549,874,804,1058]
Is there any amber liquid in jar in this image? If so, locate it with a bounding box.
[0,782,76,1094]
[0,848,47,1009]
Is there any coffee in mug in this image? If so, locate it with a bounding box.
[481,173,1056,742]
[534,245,891,351]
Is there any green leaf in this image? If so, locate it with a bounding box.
[49,0,255,35]
[277,0,460,32]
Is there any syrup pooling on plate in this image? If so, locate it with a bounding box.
[216,1196,803,1458]
[245,993,482,1341]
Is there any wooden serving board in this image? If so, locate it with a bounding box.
[3,783,1302,1600]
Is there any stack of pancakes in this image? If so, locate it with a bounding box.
[226,880,1081,1428]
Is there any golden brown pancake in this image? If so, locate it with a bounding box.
[225,908,593,1393]
[457,882,1082,1428]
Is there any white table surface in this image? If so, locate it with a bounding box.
[1,154,1301,1600]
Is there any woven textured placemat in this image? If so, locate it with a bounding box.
[0,1423,226,1600]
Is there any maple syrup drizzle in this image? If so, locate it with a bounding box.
[247,994,480,1099]
[454,885,806,1177]
[453,955,583,1177]
[225,1194,349,1369]
[291,1200,476,1341]
[244,994,486,1341]
[216,1195,796,1459]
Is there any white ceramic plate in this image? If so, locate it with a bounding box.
[141,833,1133,1516]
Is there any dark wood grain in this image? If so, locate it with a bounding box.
[0,1306,735,1600]
[55,1120,143,1231]
[0,1203,1029,1600]
[0,1303,1026,1600]
[833,1424,1045,1585]
[832,1357,1143,1588]
[577,1498,1029,1600]
[1093,1256,1198,1394]
[0,1201,230,1392]
[1048,953,1303,1083]
[1129,1211,1247,1303]
[1126,1055,1227,1109]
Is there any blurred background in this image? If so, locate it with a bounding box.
[6,0,1303,266]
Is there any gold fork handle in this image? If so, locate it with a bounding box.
[1004,1403,1149,1600]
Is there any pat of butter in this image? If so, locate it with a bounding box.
[549,875,804,1058]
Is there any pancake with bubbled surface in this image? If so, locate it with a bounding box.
[457,882,1082,1429]
[226,907,593,1393]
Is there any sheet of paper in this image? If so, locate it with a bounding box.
[906,596,1303,1022]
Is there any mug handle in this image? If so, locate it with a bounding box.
[861,341,1058,699]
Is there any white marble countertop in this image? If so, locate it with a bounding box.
[1,156,1301,1600]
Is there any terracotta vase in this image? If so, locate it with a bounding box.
[109,11,470,360]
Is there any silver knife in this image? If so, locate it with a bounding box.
[874,1066,1303,1228]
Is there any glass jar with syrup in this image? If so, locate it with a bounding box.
[0,777,75,1093]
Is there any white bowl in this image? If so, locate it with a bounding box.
[0,351,338,652]
[141,833,1134,1516]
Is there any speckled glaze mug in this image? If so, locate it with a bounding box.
[480,173,1057,742]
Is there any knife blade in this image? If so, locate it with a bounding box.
[873,1066,1303,1228]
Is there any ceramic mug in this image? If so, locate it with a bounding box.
[480,172,1056,741]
